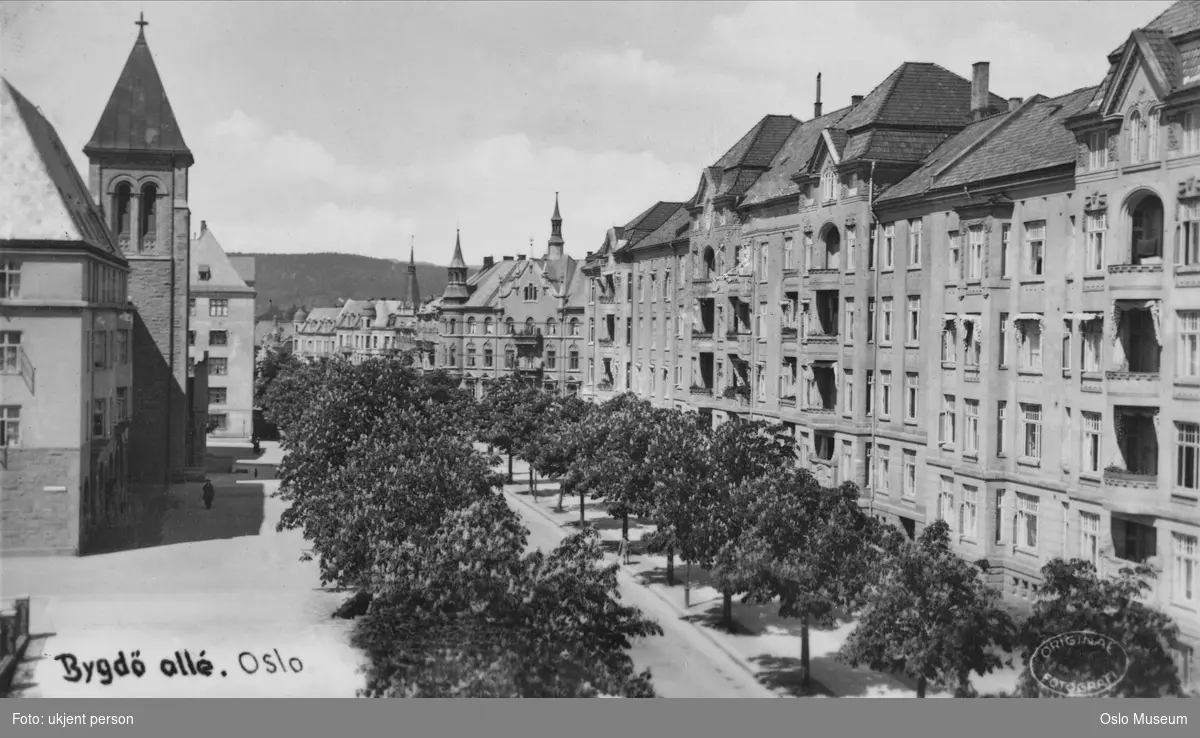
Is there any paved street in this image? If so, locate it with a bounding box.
[502,484,778,698]
[1,474,364,698]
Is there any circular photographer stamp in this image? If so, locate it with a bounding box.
[1028,631,1129,697]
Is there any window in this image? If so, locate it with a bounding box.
[882,223,895,270]
[198,265,211,281]
[906,296,920,344]
[997,401,1008,455]
[1186,111,1200,155]
[1025,222,1045,277]
[484,344,494,367]
[845,298,855,342]
[867,227,876,270]
[1061,327,1071,371]
[1080,512,1101,567]
[92,398,107,437]
[941,318,957,363]
[877,444,890,493]
[505,348,515,369]
[905,373,918,423]
[1019,318,1043,370]
[209,387,227,405]
[1000,224,1012,278]
[1082,319,1102,372]
[0,261,19,298]
[866,370,874,416]
[1174,532,1197,604]
[939,478,955,531]
[467,318,477,335]
[967,226,984,280]
[209,330,228,346]
[210,357,228,375]
[545,348,556,370]
[846,228,857,271]
[784,236,795,270]
[880,371,892,417]
[758,363,766,401]
[114,329,129,364]
[0,331,19,373]
[821,168,837,202]
[210,413,228,431]
[209,299,228,317]
[908,219,922,266]
[1017,493,1039,549]
[843,370,854,415]
[1065,410,1097,477]
[881,298,893,344]
[1,406,19,446]
[965,399,980,454]
[466,344,477,367]
[569,318,579,337]
[940,395,957,446]
[588,318,595,342]
[902,449,916,499]
[1181,311,1200,379]
[948,231,961,279]
[1088,130,1108,170]
[1178,422,1200,493]
[1085,212,1106,272]
[569,348,580,371]
[759,243,769,275]
[92,331,107,368]
[1021,403,1042,460]
[994,490,1008,544]
[960,485,979,539]
[866,298,876,343]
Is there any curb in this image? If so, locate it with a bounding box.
[500,484,783,699]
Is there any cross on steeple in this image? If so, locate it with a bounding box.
[136,12,148,29]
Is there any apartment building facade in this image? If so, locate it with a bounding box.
[579,2,1200,687]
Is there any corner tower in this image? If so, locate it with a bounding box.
[444,230,470,304]
[84,14,196,486]
[547,192,564,260]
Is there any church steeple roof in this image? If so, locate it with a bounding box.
[552,192,562,222]
[404,239,421,310]
[449,229,467,270]
[84,14,192,164]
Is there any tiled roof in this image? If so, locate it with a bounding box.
[190,227,255,294]
[713,114,799,169]
[836,62,1009,132]
[879,86,1097,203]
[630,204,690,252]
[1143,29,1183,87]
[85,28,191,159]
[1143,0,1200,38]
[0,79,123,257]
[616,201,686,253]
[463,259,520,308]
[740,106,854,205]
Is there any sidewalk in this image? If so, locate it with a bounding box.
[493,451,1019,698]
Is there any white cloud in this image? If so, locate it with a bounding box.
[559,48,679,88]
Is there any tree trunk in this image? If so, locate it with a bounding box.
[666,546,675,586]
[800,610,811,693]
[622,513,629,541]
[917,676,927,698]
[529,466,535,498]
[722,591,733,627]
[557,481,566,512]
[507,453,513,483]
[580,488,586,528]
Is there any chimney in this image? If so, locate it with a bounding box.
[586,251,593,258]
[814,72,823,118]
[482,256,494,269]
[851,94,863,106]
[517,254,526,261]
[503,255,514,261]
[1008,97,1022,112]
[971,62,990,121]
[200,220,207,233]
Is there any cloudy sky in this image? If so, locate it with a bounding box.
[0,1,1174,264]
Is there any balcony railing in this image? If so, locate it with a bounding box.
[1103,466,1158,488]
[599,338,614,347]
[781,326,798,340]
[691,330,714,339]
[598,295,614,304]
[689,385,714,396]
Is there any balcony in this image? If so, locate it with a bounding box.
[725,330,753,356]
[1104,370,1159,397]
[722,385,751,407]
[599,337,614,347]
[598,295,614,305]
[512,328,543,346]
[1107,262,1163,291]
[805,268,841,289]
[689,385,714,397]
[781,326,798,340]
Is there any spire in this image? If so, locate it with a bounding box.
[85,14,192,163]
[547,192,564,260]
[405,236,421,311]
[449,228,467,269]
[444,229,470,304]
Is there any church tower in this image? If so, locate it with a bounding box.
[547,192,564,260]
[85,14,196,486]
[443,230,470,304]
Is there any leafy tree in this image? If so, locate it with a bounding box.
[255,344,300,408]
[476,375,534,482]
[354,496,662,697]
[640,408,714,586]
[527,396,595,512]
[561,394,641,529]
[1013,558,1183,698]
[839,519,1018,697]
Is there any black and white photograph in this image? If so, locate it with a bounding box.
[0,0,1198,725]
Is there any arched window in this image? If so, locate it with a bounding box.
[525,317,535,335]
[506,317,515,335]
[449,319,457,335]
[546,317,557,335]
[703,247,716,276]
[569,318,579,336]
[140,183,157,249]
[449,344,457,366]
[484,317,493,335]
[114,183,132,237]
[467,317,476,334]
[821,168,837,202]
[1129,111,1145,164]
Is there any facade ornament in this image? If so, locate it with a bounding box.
[802,218,813,235]
[844,213,857,230]
[1179,177,1200,200]
[1084,191,1108,212]
[1077,140,1088,168]
[1168,121,1181,151]
[1107,131,1119,166]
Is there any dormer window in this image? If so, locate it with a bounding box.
[198,265,211,281]
[1088,130,1108,170]
[821,168,837,202]
[1128,111,1145,164]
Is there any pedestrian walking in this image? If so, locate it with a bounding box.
[618,537,631,565]
[201,479,215,509]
